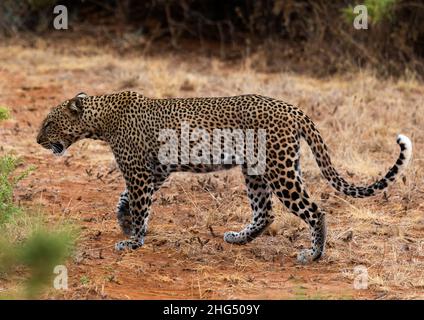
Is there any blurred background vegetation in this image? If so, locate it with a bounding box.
[0,112,77,299]
[0,0,423,77]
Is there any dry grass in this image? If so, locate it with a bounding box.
[0,37,423,299]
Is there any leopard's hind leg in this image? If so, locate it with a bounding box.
[224,168,274,244]
[267,158,327,264]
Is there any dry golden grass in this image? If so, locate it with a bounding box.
[0,37,422,299]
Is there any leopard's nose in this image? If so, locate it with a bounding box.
[36,133,43,144]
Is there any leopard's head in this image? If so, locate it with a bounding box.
[36,92,89,156]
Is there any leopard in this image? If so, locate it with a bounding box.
[36,91,412,264]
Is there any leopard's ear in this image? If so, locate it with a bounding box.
[67,92,88,116]
[76,92,88,99]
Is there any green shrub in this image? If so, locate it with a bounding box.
[0,155,29,224]
[0,106,9,121]
[0,155,77,298]
[17,227,76,297]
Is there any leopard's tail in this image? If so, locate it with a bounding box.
[299,114,412,198]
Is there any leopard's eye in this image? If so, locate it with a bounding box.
[44,121,52,129]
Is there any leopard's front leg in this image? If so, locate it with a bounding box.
[116,189,131,236]
[116,173,169,237]
[115,171,154,251]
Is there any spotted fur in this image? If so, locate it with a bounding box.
[36,91,412,263]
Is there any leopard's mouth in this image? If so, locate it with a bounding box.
[51,142,66,156]
[38,138,68,156]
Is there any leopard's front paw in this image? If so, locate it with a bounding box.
[115,238,144,251]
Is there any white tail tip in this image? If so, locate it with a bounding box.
[397,134,412,165]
